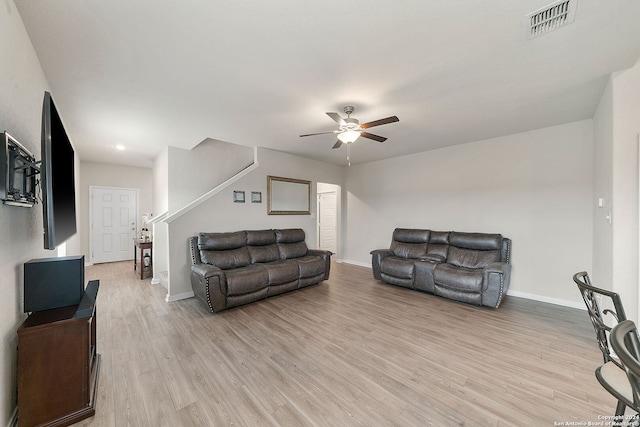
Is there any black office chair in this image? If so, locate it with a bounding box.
[600,320,640,426]
[573,271,627,367]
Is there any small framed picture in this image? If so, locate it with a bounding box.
[233,190,245,203]
[251,191,262,203]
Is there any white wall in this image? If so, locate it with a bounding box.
[592,78,615,291]
[151,147,169,284]
[166,147,344,299]
[0,2,50,424]
[151,140,255,290]
[78,162,153,262]
[610,60,640,323]
[167,139,254,214]
[344,120,594,306]
[153,146,169,215]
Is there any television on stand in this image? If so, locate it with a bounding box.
[23,255,85,313]
[41,91,77,250]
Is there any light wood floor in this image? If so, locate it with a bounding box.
[72,260,618,426]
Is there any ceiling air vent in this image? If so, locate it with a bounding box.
[526,0,577,39]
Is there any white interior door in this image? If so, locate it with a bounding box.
[91,187,138,264]
[318,191,338,254]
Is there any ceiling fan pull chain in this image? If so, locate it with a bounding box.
[347,143,351,166]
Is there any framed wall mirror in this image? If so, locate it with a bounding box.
[267,175,311,215]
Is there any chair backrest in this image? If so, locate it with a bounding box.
[610,320,640,406]
[573,271,627,367]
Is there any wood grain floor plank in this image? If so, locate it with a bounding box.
[74,260,619,426]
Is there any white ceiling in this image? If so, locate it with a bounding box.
[15,0,640,168]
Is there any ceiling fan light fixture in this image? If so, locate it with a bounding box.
[337,130,361,144]
[343,117,360,129]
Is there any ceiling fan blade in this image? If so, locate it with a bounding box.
[332,140,343,149]
[360,132,387,143]
[299,130,339,137]
[360,116,399,129]
[326,112,346,126]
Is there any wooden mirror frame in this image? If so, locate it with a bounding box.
[267,175,311,215]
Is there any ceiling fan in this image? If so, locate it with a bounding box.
[299,106,399,165]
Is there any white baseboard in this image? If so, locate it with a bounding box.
[165,291,194,302]
[506,289,584,310]
[339,259,371,268]
[84,262,93,267]
[338,260,584,310]
[150,277,160,285]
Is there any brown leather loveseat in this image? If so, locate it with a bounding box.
[371,228,511,308]
[189,228,331,312]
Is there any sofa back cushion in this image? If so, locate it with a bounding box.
[199,231,246,250]
[390,228,429,258]
[449,232,503,251]
[447,232,503,269]
[246,230,280,263]
[198,231,251,270]
[275,228,306,243]
[246,229,276,245]
[426,231,450,261]
[201,247,252,270]
[393,228,430,244]
[276,228,308,259]
[390,241,427,259]
[446,246,501,269]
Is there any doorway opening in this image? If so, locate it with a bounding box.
[317,182,340,259]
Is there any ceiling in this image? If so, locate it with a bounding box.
[14,0,640,168]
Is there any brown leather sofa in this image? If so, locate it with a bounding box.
[371,228,511,308]
[189,228,331,312]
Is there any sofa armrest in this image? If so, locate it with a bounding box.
[190,264,226,312]
[188,236,201,266]
[307,249,332,279]
[370,249,393,280]
[481,262,512,308]
[192,263,223,279]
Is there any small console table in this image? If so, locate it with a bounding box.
[133,239,153,280]
[17,280,100,427]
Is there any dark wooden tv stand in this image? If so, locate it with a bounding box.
[17,280,100,427]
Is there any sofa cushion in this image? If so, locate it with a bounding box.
[390,228,430,259]
[434,264,483,293]
[224,265,269,296]
[279,241,308,259]
[425,244,448,262]
[248,244,280,263]
[268,281,299,296]
[295,255,326,278]
[380,273,414,289]
[201,246,251,270]
[198,231,246,250]
[425,230,450,261]
[447,246,501,269]
[380,256,415,279]
[275,228,306,243]
[390,241,427,259]
[264,259,300,285]
[434,285,482,305]
[227,288,270,308]
[429,231,450,245]
[449,232,503,251]
[393,228,430,243]
[246,229,276,245]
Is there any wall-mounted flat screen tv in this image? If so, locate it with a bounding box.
[41,91,77,250]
